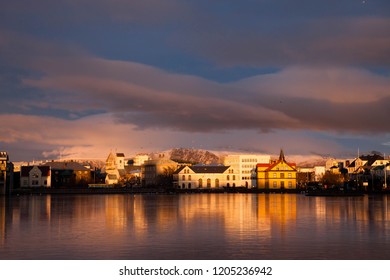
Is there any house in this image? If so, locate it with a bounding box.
[173,164,238,189]
[223,154,270,188]
[141,159,178,187]
[105,152,126,184]
[256,150,297,190]
[43,161,91,187]
[20,166,51,188]
[132,154,150,166]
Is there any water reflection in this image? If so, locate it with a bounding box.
[0,194,389,259]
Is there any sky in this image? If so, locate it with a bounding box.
[1,0,390,161]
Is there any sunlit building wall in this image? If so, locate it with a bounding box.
[224,154,270,188]
[174,165,239,189]
[256,150,297,189]
[20,166,51,188]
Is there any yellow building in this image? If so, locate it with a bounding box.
[256,150,297,190]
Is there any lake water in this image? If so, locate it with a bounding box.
[0,193,389,260]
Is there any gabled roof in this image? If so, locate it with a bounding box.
[189,165,229,174]
[173,166,187,174]
[349,155,385,169]
[43,161,89,171]
[256,159,296,172]
[348,160,357,168]
[21,166,51,177]
[360,154,384,166]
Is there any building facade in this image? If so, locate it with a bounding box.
[141,159,178,187]
[105,152,126,184]
[256,150,297,190]
[0,152,13,195]
[223,154,270,188]
[43,161,91,187]
[132,154,150,166]
[174,165,238,189]
[20,166,51,188]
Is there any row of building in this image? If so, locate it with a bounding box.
[1,149,390,194]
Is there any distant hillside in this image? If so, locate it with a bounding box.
[168,148,220,164]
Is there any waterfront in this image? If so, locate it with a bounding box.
[1,193,389,260]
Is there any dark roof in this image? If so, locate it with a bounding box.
[348,160,357,168]
[21,166,51,177]
[189,165,229,174]
[349,155,385,168]
[43,161,89,171]
[360,154,384,166]
[173,166,186,174]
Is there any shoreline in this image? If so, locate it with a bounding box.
[8,187,302,195]
[4,187,390,196]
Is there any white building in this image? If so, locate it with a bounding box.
[105,152,126,184]
[223,154,270,187]
[20,165,51,188]
[313,166,326,181]
[174,165,239,189]
[132,154,150,166]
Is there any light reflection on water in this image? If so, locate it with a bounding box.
[0,193,389,260]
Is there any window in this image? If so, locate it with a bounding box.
[207,178,211,188]
[273,181,277,188]
[227,175,230,181]
[233,175,236,180]
[281,173,285,179]
[288,173,292,178]
[288,181,292,188]
[182,175,185,181]
[273,173,277,178]
[198,179,203,188]
[215,179,219,188]
[188,175,191,181]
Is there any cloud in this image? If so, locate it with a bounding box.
[0,113,356,161]
[1,0,188,26]
[15,47,389,135]
[174,16,390,68]
[1,1,390,160]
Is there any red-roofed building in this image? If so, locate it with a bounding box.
[256,150,297,190]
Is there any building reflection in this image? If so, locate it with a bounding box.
[310,195,390,223]
[0,197,5,246]
[1,193,390,256]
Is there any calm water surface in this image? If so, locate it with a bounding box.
[0,193,389,260]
